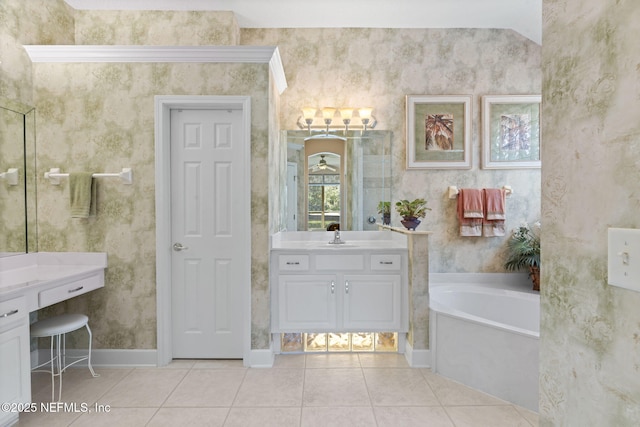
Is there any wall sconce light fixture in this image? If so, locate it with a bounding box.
[298,107,377,134]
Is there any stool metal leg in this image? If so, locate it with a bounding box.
[32,316,100,402]
[62,333,66,372]
[49,335,55,402]
[85,323,99,378]
[56,333,63,402]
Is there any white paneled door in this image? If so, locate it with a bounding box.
[170,108,245,358]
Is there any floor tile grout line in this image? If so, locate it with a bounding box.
[31,366,135,409]
[92,366,137,406]
[143,407,163,427]
[442,404,535,427]
[358,357,382,427]
[227,365,251,409]
[155,366,192,410]
[24,356,538,427]
[418,367,446,408]
[299,358,307,427]
[442,405,460,427]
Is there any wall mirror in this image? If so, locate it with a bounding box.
[283,130,392,231]
[0,97,37,257]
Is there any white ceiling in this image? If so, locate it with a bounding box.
[64,0,541,45]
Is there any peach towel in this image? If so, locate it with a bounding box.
[482,188,506,236]
[457,188,483,236]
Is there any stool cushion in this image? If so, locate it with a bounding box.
[31,314,89,338]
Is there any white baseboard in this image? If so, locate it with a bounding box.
[31,348,277,368]
[247,348,274,368]
[31,349,158,369]
[404,342,431,368]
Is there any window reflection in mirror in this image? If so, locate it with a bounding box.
[305,138,345,231]
[308,153,341,230]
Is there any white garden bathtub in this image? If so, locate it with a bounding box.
[429,274,539,412]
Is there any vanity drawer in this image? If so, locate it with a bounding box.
[0,296,27,330]
[278,255,310,271]
[370,254,402,271]
[316,254,364,270]
[38,272,103,308]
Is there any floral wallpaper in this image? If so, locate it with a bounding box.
[242,28,542,274]
[6,1,640,423]
[73,10,239,46]
[32,60,271,350]
[0,0,74,253]
[540,0,640,425]
[0,0,74,104]
[6,1,542,355]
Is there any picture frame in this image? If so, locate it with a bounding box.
[482,95,541,169]
[405,95,472,169]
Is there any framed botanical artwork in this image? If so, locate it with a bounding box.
[406,95,472,169]
[482,95,541,169]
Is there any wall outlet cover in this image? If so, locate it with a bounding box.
[608,228,640,292]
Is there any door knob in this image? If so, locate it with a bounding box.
[173,243,189,251]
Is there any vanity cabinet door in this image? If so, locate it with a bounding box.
[0,297,31,426]
[277,274,337,331]
[342,275,402,331]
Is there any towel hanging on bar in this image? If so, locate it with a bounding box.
[457,189,483,237]
[69,172,96,218]
[482,188,506,237]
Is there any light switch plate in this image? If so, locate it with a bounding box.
[608,228,640,292]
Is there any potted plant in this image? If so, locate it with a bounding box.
[504,221,541,291]
[377,201,391,225]
[395,198,431,230]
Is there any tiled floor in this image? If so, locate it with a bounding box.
[17,354,538,426]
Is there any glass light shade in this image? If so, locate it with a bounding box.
[322,107,336,120]
[302,107,316,120]
[358,107,373,120]
[339,108,354,120]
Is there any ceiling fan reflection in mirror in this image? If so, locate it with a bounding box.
[309,154,337,172]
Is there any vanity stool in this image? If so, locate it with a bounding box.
[30,313,99,402]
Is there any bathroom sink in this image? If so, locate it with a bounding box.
[270,231,409,251]
[325,242,358,248]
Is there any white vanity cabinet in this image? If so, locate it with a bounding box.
[0,252,107,426]
[277,273,337,330]
[342,274,402,330]
[0,296,30,427]
[271,249,408,333]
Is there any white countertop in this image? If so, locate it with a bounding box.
[0,252,107,301]
[270,231,408,251]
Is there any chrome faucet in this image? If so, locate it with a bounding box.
[329,229,345,244]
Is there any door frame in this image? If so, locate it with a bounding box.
[286,162,298,231]
[154,95,251,366]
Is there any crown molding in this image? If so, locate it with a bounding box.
[23,45,287,93]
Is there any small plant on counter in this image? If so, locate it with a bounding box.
[377,201,391,225]
[395,198,431,230]
[504,221,541,291]
[395,198,430,219]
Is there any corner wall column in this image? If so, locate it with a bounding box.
[379,225,430,366]
[406,232,430,350]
